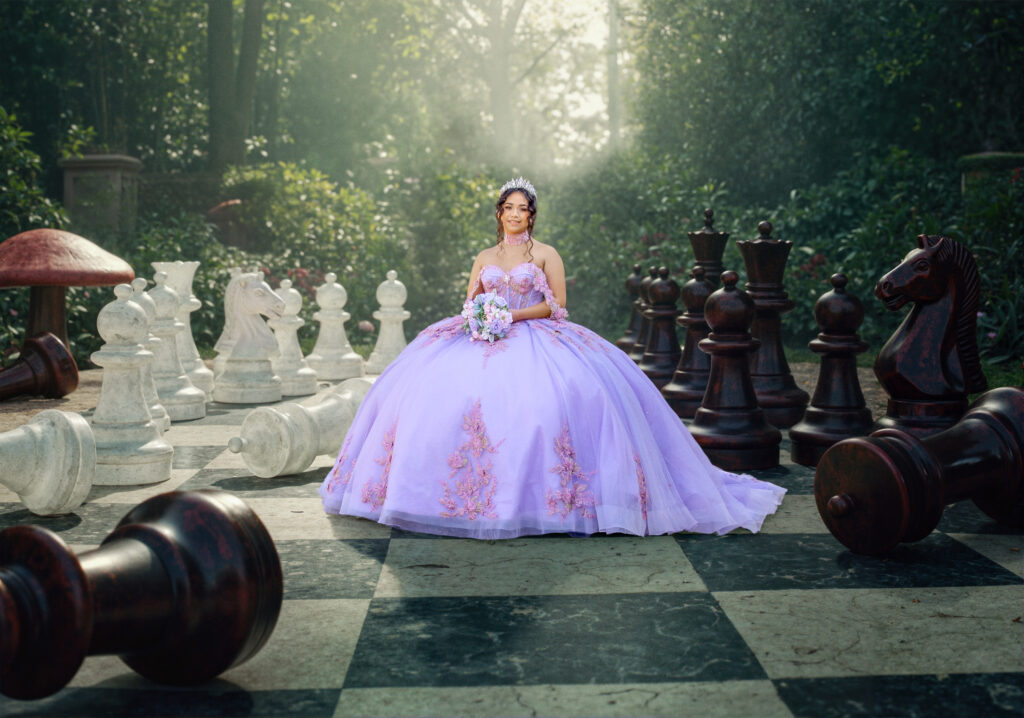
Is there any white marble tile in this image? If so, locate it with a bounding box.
[949,533,1024,578]
[83,469,198,504]
[162,424,235,446]
[757,494,829,534]
[241,497,392,540]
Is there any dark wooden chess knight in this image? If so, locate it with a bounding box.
[815,387,1024,556]
[615,263,645,352]
[0,490,283,700]
[874,234,988,437]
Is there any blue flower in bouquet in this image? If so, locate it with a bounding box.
[462,292,513,342]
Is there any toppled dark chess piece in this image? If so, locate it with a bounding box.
[662,266,714,419]
[638,267,682,388]
[736,221,809,428]
[0,332,78,401]
[615,263,645,352]
[0,489,283,700]
[790,274,874,466]
[815,386,1024,556]
[874,234,988,437]
[629,266,659,363]
[690,271,781,470]
[688,209,729,290]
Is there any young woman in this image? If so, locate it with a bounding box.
[320,177,785,538]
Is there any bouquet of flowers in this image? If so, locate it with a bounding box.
[461,292,513,343]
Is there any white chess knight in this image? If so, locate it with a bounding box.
[130,278,172,433]
[305,272,365,381]
[90,284,174,486]
[365,269,411,375]
[269,279,319,396]
[148,272,207,421]
[227,377,374,478]
[212,270,286,404]
[152,260,214,400]
[0,410,95,515]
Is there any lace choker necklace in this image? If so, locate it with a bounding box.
[504,231,530,246]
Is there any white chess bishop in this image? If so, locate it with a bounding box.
[269,279,319,396]
[306,272,365,381]
[365,269,411,374]
[214,266,243,377]
[152,260,215,399]
[148,272,207,421]
[130,278,172,433]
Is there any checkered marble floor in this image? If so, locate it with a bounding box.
[0,394,1021,718]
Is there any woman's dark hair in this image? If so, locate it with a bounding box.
[494,187,537,259]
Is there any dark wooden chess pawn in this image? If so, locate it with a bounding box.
[615,263,645,352]
[873,234,987,437]
[815,386,1024,556]
[639,267,682,388]
[662,266,714,419]
[0,489,283,700]
[629,266,659,363]
[790,274,874,466]
[689,270,781,470]
[688,208,729,290]
[0,332,78,401]
[736,221,809,428]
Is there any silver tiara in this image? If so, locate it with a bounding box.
[499,176,537,200]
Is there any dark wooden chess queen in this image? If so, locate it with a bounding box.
[815,387,1024,556]
[874,234,987,437]
[0,490,283,700]
[688,209,729,290]
[615,263,645,352]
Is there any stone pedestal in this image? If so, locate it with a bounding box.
[629,266,658,363]
[148,273,206,421]
[0,410,94,515]
[58,154,141,252]
[0,333,78,401]
[130,278,171,433]
[615,263,645,352]
[269,279,318,397]
[152,261,214,400]
[662,267,714,419]
[638,267,681,388]
[306,272,365,381]
[366,270,411,375]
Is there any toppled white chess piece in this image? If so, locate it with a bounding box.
[365,270,410,374]
[153,260,215,400]
[90,284,174,486]
[227,377,374,478]
[0,409,94,515]
[130,278,171,433]
[269,279,318,396]
[212,270,285,404]
[306,272,365,381]
[149,272,207,421]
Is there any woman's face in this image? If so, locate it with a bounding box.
[500,191,531,236]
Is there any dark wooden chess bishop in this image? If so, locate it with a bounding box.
[814,387,1024,556]
[0,489,283,700]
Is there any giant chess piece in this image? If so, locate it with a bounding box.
[629,266,658,363]
[89,284,173,486]
[306,272,365,381]
[688,208,729,290]
[873,234,987,437]
[737,221,809,428]
[366,270,411,375]
[0,489,282,700]
[662,266,714,419]
[131,278,171,433]
[615,263,645,352]
[0,410,94,515]
[269,279,318,397]
[0,332,78,401]
[152,260,214,400]
[148,272,207,421]
[790,274,874,466]
[638,267,682,388]
[816,387,1024,556]
[689,271,781,470]
[213,266,243,378]
[212,271,285,404]
[227,377,374,478]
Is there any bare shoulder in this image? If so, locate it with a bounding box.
[475,246,500,264]
[531,239,562,267]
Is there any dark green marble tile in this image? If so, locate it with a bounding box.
[275,538,388,598]
[748,460,816,495]
[178,467,324,498]
[0,502,126,543]
[937,500,1024,536]
[344,592,765,688]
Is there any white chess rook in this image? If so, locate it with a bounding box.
[365,269,411,375]
[227,377,374,478]
[153,260,214,399]
[90,284,174,486]
[212,271,285,404]
[149,272,207,421]
[130,278,171,433]
[269,279,318,396]
[0,410,95,515]
[306,272,365,381]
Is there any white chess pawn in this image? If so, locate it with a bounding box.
[268,279,318,396]
[0,409,94,515]
[212,270,285,404]
[153,260,214,399]
[365,270,411,375]
[306,272,364,381]
[90,284,174,486]
[149,272,207,421]
[130,278,171,433]
[214,266,243,377]
[227,377,374,477]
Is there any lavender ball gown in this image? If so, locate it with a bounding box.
[320,261,785,538]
